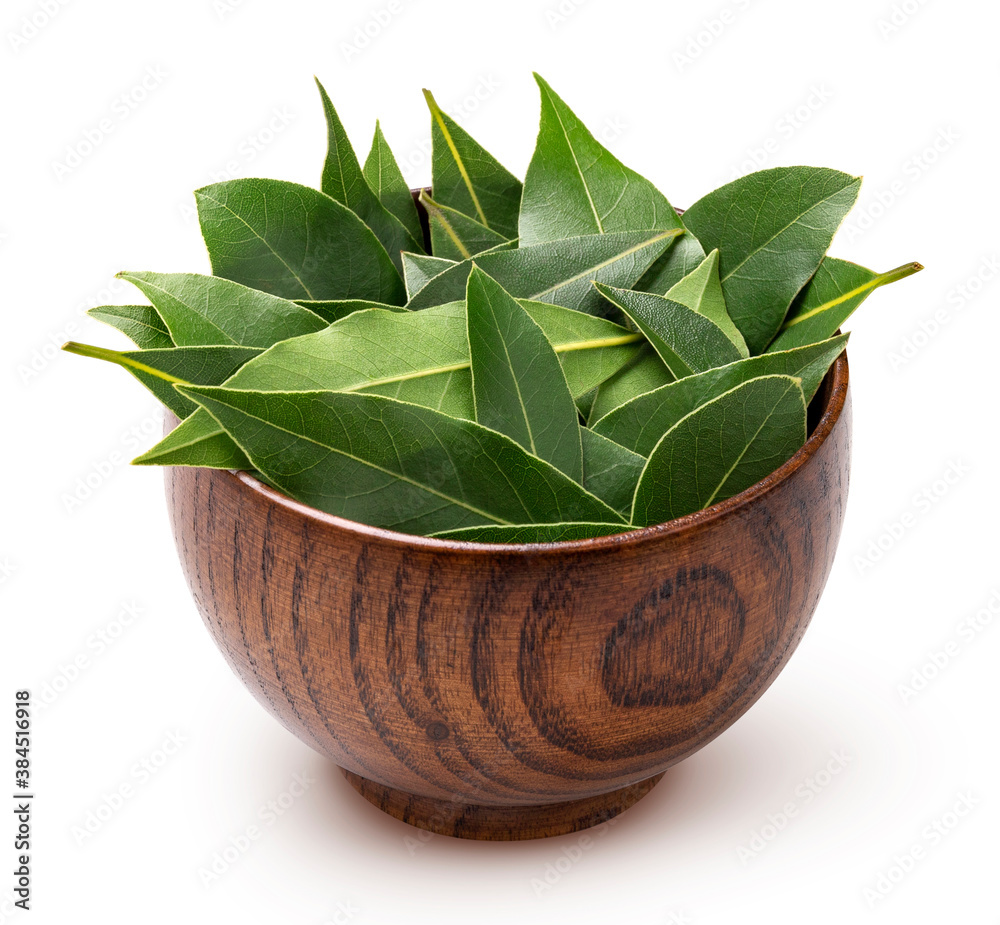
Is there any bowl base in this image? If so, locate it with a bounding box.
[340,768,665,840]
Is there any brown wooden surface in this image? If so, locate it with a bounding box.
[164,354,851,840]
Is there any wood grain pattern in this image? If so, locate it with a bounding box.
[164,353,851,840]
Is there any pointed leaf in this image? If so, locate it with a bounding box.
[362,119,424,243]
[424,89,522,238]
[402,252,456,300]
[593,335,848,456]
[635,229,707,296]
[87,304,173,350]
[631,375,808,526]
[294,298,405,324]
[682,167,862,353]
[316,80,424,273]
[580,428,645,517]
[431,522,626,543]
[62,342,261,418]
[519,74,684,246]
[467,267,582,481]
[406,229,681,315]
[195,178,406,304]
[117,272,327,348]
[768,259,923,352]
[177,387,625,533]
[419,190,510,261]
[134,301,640,468]
[595,283,744,377]
[665,249,748,356]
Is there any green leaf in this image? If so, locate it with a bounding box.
[467,267,583,482]
[62,342,261,418]
[593,335,848,456]
[587,346,674,424]
[682,167,862,354]
[177,387,625,534]
[430,522,626,543]
[402,252,456,300]
[86,304,173,350]
[665,249,748,356]
[406,229,681,315]
[134,300,640,468]
[419,190,510,261]
[424,89,522,238]
[768,259,923,352]
[580,428,645,517]
[519,74,684,246]
[362,119,424,243]
[631,375,808,526]
[595,283,744,377]
[316,80,424,273]
[117,272,328,348]
[195,178,406,305]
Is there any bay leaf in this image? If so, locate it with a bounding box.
[406,229,681,315]
[682,167,862,354]
[519,74,684,246]
[634,228,707,297]
[631,375,808,526]
[424,88,522,239]
[177,386,625,533]
[316,79,424,273]
[665,249,748,356]
[593,335,848,456]
[402,251,456,300]
[768,259,923,352]
[362,119,424,243]
[61,341,261,418]
[117,272,327,348]
[419,189,509,261]
[293,298,405,324]
[195,178,406,304]
[580,428,645,517]
[134,300,639,468]
[87,304,173,350]
[595,283,744,377]
[430,522,627,543]
[466,267,583,481]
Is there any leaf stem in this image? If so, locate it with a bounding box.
[62,341,189,384]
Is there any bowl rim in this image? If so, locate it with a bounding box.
[207,351,850,557]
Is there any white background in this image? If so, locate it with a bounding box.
[2,0,997,921]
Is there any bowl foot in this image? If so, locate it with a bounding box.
[340,768,665,841]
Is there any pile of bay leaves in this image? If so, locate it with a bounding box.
[65,75,921,543]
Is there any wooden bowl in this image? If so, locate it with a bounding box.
[164,354,851,840]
